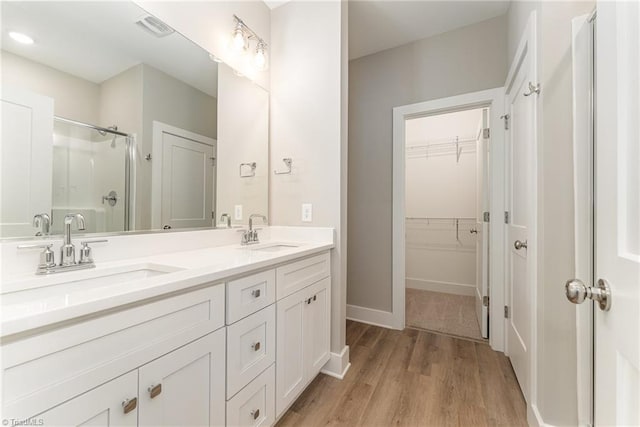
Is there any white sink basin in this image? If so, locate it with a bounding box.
[1,263,182,306]
[247,243,302,252]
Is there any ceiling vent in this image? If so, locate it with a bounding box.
[135,15,175,38]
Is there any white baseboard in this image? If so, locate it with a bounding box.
[321,346,351,379]
[406,278,475,296]
[346,304,398,329]
[528,403,551,427]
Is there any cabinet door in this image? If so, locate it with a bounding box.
[304,277,331,379]
[36,371,138,427]
[275,291,306,417]
[138,329,225,427]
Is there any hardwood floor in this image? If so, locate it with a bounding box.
[276,320,527,427]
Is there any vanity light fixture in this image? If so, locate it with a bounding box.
[230,15,268,71]
[9,31,34,45]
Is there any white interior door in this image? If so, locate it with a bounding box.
[475,109,490,339]
[0,87,53,237]
[505,27,537,402]
[594,2,640,424]
[151,122,216,230]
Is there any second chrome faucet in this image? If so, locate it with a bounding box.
[241,214,267,245]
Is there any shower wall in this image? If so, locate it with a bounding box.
[405,109,482,296]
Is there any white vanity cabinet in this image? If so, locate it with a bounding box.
[34,330,225,427]
[275,254,331,417]
[2,285,226,426]
[1,248,333,427]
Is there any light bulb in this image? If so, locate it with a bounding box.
[254,42,267,71]
[231,24,247,53]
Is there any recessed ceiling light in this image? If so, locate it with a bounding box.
[9,31,34,45]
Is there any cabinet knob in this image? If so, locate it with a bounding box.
[122,397,137,414]
[148,383,162,399]
[251,341,261,351]
[251,289,261,298]
[251,409,260,420]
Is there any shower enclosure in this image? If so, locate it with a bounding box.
[51,117,133,234]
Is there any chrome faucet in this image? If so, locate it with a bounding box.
[18,213,108,275]
[220,213,232,228]
[33,213,51,236]
[241,214,267,245]
[61,213,86,266]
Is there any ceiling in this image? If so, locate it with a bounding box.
[1,2,217,97]
[349,0,510,60]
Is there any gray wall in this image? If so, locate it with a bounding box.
[347,15,508,311]
[507,1,593,425]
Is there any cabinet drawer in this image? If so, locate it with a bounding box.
[227,270,276,324]
[276,252,330,299]
[2,284,225,420]
[227,364,275,427]
[227,305,276,398]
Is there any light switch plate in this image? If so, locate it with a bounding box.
[302,203,312,222]
[234,205,243,221]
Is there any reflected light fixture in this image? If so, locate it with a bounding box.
[230,15,268,71]
[9,31,34,45]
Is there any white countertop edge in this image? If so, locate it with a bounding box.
[1,242,334,339]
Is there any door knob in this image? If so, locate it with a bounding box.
[514,240,528,250]
[565,278,612,311]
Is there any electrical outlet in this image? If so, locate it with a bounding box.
[302,203,313,222]
[234,205,243,221]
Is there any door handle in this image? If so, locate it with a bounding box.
[565,278,612,311]
[514,240,528,250]
[470,228,478,234]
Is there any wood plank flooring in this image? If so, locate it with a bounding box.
[276,321,527,427]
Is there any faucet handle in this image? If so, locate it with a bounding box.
[79,240,108,264]
[18,243,56,269]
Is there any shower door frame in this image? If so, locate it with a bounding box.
[53,116,135,232]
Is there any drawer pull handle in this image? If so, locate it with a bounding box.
[122,397,137,414]
[252,341,261,351]
[306,298,311,304]
[313,295,317,301]
[148,383,162,399]
[251,409,260,420]
[251,289,261,298]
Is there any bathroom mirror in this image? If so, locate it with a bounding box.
[0,1,269,239]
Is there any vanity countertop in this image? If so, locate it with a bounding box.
[0,240,333,338]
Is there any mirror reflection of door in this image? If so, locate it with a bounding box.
[0,87,54,238]
[151,122,216,230]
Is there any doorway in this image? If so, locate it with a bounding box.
[404,108,489,341]
[392,88,506,351]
